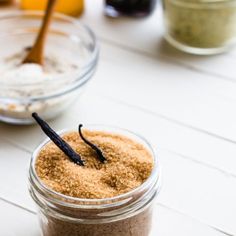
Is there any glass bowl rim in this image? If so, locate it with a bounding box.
[0,10,99,87]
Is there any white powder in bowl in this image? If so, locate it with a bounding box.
[0,48,80,85]
[0,48,88,124]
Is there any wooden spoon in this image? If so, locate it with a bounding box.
[22,0,57,65]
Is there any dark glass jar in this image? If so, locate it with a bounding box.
[105,0,157,17]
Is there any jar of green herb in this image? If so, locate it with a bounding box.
[162,0,236,54]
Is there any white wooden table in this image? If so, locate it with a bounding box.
[1,1,236,235]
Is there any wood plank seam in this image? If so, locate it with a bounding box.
[98,37,236,84]
[0,196,36,215]
[162,148,236,179]
[99,94,236,145]
[157,203,234,236]
[0,137,31,154]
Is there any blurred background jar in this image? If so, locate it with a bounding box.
[20,0,84,17]
[162,0,236,55]
[105,0,157,17]
[0,0,14,5]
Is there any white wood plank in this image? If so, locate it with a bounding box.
[0,201,39,236]
[1,135,236,234]
[0,199,227,236]
[0,139,35,211]
[159,149,236,235]
[153,204,228,236]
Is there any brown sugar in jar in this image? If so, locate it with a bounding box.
[29,125,161,236]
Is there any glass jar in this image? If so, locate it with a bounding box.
[29,126,161,236]
[162,0,236,54]
[105,0,158,17]
[20,0,84,17]
[0,12,98,125]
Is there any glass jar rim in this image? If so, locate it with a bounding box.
[0,10,99,87]
[29,125,161,209]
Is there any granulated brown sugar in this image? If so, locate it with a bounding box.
[31,128,158,236]
[40,206,153,236]
[35,130,153,199]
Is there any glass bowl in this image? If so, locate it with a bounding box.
[0,11,98,124]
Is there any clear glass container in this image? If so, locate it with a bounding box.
[29,126,161,236]
[105,0,157,18]
[0,11,98,125]
[162,0,236,55]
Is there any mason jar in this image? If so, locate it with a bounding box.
[29,126,161,236]
[162,0,236,54]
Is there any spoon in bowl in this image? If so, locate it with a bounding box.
[22,0,57,65]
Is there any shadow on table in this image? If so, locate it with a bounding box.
[157,37,223,61]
